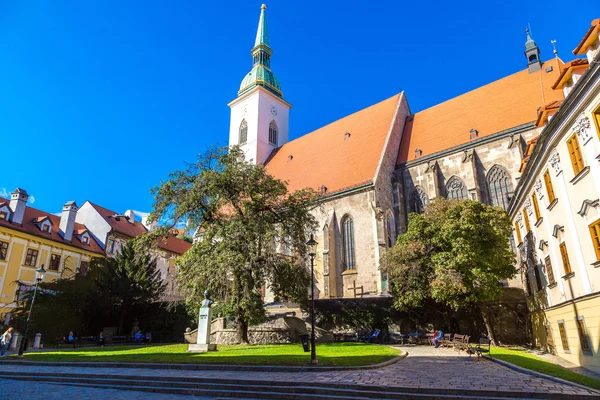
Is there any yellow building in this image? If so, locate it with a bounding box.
[0,189,104,322]
[509,18,600,374]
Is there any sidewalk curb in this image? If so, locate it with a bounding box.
[0,352,406,372]
[491,357,600,395]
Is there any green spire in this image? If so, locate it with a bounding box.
[254,4,270,49]
[238,4,282,98]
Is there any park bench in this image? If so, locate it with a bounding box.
[78,335,97,347]
[470,337,492,360]
[452,334,470,353]
[439,333,453,347]
[108,335,129,345]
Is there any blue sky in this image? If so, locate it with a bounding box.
[0,1,595,216]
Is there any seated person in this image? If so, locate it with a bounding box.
[64,331,77,347]
[133,330,144,344]
[431,330,444,348]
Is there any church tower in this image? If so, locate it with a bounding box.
[524,27,542,73]
[228,4,292,165]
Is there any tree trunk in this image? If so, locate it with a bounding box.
[118,309,126,335]
[479,303,497,345]
[236,315,249,344]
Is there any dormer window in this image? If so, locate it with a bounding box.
[82,236,89,244]
[414,148,422,159]
[0,211,7,221]
[42,224,50,233]
[470,129,478,140]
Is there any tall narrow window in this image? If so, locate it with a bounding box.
[25,249,38,267]
[589,219,600,261]
[544,256,555,285]
[239,119,248,145]
[544,170,556,203]
[0,241,8,260]
[445,176,468,200]
[79,261,90,277]
[532,194,541,221]
[559,242,572,275]
[566,133,585,175]
[514,222,522,244]
[386,212,395,248]
[268,120,278,145]
[575,317,591,353]
[558,321,569,351]
[523,209,531,232]
[594,104,600,137]
[409,187,428,213]
[487,165,513,210]
[49,254,61,271]
[341,216,355,270]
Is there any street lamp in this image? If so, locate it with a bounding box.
[306,234,318,365]
[18,264,47,356]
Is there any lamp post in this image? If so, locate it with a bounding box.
[306,234,318,364]
[18,264,47,356]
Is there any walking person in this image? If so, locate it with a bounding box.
[1,327,14,357]
[97,331,105,347]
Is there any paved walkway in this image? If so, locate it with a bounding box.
[527,348,600,380]
[1,345,599,397]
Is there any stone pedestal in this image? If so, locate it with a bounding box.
[33,333,42,349]
[188,304,217,353]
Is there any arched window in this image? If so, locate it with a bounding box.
[446,176,468,200]
[409,187,428,213]
[341,216,355,270]
[268,120,278,145]
[239,119,248,145]
[386,211,395,248]
[487,165,513,210]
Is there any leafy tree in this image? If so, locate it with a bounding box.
[95,241,165,333]
[382,198,516,344]
[143,146,318,343]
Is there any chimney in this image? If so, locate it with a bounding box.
[59,201,78,241]
[142,214,157,230]
[124,209,135,223]
[9,188,29,225]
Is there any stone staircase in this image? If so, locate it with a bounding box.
[0,370,590,399]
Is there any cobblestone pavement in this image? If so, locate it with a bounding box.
[0,378,221,399]
[0,346,598,397]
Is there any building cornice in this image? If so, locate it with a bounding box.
[396,122,536,170]
[508,52,600,217]
[228,85,293,109]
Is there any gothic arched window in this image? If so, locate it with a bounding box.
[409,187,428,214]
[341,216,355,270]
[487,165,513,210]
[268,120,278,145]
[239,119,248,145]
[386,211,395,248]
[446,176,468,200]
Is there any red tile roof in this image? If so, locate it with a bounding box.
[264,94,401,195]
[88,202,191,255]
[0,200,104,255]
[535,100,563,126]
[551,58,589,90]
[397,61,565,164]
[573,18,600,55]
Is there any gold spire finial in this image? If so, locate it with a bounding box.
[261,4,266,9]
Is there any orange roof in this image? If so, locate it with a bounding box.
[519,136,539,172]
[88,202,191,255]
[0,200,104,255]
[573,18,600,55]
[397,61,564,164]
[265,94,401,195]
[535,99,563,126]
[551,58,589,90]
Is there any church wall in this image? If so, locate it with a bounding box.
[312,188,381,299]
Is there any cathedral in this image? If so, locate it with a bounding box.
[230,5,564,301]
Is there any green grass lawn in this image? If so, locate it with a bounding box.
[10,342,401,367]
[491,347,600,390]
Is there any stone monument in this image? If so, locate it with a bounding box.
[188,290,217,352]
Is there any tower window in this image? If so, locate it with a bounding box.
[239,120,248,145]
[529,54,538,62]
[487,165,513,210]
[268,120,278,145]
[341,216,355,270]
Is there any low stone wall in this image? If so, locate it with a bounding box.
[184,315,333,345]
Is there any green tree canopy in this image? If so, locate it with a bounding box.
[143,146,319,343]
[382,198,516,342]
